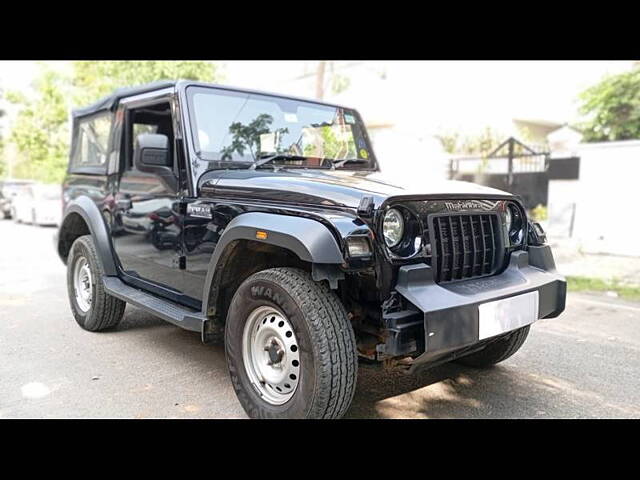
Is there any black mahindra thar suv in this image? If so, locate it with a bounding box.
[56,81,566,418]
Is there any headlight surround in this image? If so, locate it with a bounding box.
[506,203,525,245]
[505,206,513,232]
[383,208,404,248]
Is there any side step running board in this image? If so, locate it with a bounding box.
[103,276,206,332]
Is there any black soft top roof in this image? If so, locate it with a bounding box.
[71,80,176,118]
[72,79,353,120]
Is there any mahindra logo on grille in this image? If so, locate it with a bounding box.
[444,200,498,211]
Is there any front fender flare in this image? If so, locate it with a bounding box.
[201,212,345,315]
[58,196,117,276]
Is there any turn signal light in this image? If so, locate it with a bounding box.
[346,236,372,257]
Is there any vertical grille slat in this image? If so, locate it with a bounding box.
[487,215,496,272]
[448,216,457,281]
[479,215,487,274]
[458,215,465,279]
[431,213,503,284]
[435,216,445,281]
[469,215,479,277]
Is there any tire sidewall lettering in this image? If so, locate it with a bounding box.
[227,277,315,418]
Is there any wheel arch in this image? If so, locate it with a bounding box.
[57,196,117,275]
[201,212,346,323]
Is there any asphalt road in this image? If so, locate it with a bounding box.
[1,219,639,419]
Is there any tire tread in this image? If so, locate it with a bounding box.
[67,235,126,331]
[457,325,530,368]
[227,267,357,419]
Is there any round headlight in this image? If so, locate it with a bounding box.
[506,203,524,244]
[504,206,513,232]
[383,208,404,248]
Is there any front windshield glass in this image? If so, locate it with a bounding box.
[186,86,375,173]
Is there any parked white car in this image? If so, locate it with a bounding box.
[12,183,62,226]
[0,179,36,219]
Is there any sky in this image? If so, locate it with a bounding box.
[222,61,635,135]
[0,60,635,139]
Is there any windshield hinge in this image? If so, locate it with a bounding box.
[357,196,374,217]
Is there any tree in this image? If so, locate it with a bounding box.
[72,60,221,105]
[7,69,70,183]
[0,88,5,177]
[7,61,221,183]
[577,66,640,142]
[314,61,351,100]
[436,126,507,155]
[220,114,278,160]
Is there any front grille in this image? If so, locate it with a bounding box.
[431,213,503,283]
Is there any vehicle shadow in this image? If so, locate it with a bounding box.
[116,306,228,373]
[114,307,577,419]
[117,307,169,331]
[346,361,572,419]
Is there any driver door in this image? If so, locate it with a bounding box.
[111,97,185,298]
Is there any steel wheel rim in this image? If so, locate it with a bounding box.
[241,306,301,405]
[73,256,93,313]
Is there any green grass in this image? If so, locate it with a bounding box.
[566,276,640,302]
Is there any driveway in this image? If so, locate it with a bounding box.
[1,220,638,418]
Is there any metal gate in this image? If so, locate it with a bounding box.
[449,137,550,208]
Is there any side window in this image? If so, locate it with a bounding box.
[119,101,177,196]
[71,113,112,171]
[124,102,174,171]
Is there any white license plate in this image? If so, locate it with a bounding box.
[478,291,539,340]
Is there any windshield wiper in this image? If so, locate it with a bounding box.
[250,153,319,170]
[331,158,370,169]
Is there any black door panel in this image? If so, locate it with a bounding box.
[111,100,185,295]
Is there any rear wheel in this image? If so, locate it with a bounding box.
[66,235,126,332]
[225,267,358,419]
[456,325,530,368]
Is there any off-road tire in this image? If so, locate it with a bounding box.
[67,235,126,332]
[225,267,358,419]
[456,325,530,368]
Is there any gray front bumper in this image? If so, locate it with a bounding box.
[387,245,566,367]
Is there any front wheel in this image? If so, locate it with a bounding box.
[225,267,358,419]
[456,325,530,368]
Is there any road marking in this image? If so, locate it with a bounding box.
[571,296,640,314]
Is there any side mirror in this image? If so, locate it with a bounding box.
[134,134,171,171]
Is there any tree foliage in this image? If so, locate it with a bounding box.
[314,61,351,100]
[72,61,220,105]
[436,126,506,156]
[6,61,221,183]
[220,114,277,160]
[0,88,5,177]
[7,69,70,183]
[577,66,640,142]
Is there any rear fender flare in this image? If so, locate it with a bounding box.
[58,196,117,276]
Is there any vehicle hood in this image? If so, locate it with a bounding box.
[198,169,514,210]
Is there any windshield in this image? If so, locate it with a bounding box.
[186,86,375,175]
